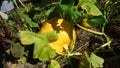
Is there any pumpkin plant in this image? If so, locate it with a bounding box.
[17,0,106,67]
[19,17,76,61]
[3,0,120,68]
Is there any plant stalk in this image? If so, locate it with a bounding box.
[76,24,104,35]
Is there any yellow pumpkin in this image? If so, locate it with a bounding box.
[82,18,92,28]
[38,18,75,53]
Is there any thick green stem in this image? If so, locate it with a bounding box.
[76,24,104,35]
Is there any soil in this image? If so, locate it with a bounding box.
[103,23,120,68]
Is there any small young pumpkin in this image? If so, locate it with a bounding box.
[38,18,75,53]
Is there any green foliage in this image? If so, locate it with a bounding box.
[45,6,56,16]
[77,0,102,16]
[18,13,39,28]
[48,60,60,68]
[19,31,58,61]
[17,56,27,63]
[58,0,80,21]
[87,16,106,27]
[40,0,80,22]
[34,44,56,61]
[79,52,104,68]
[3,0,119,67]
[90,53,104,68]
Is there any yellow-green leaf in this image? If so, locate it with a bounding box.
[19,31,58,61]
[48,60,60,68]
[77,0,102,16]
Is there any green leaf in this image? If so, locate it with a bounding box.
[19,13,39,27]
[58,0,80,21]
[17,56,27,63]
[41,31,58,41]
[59,0,74,5]
[17,50,29,63]
[87,16,106,27]
[77,0,102,16]
[68,7,80,21]
[48,60,60,68]
[19,31,42,45]
[79,51,104,68]
[19,31,58,61]
[59,0,74,11]
[48,6,61,18]
[90,53,104,68]
[45,6,56,16]
[19,31,58,45]
[36,44,56,61]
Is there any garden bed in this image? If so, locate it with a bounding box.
[0,0,120,68]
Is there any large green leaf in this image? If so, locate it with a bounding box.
[19,31,58,45]
[48,60,60,68]
[19,31,58,61]
[87,16,106,27]
[77,0,102,16]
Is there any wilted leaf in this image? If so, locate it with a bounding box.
[10,43,24,58]
[48,60,60,68]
